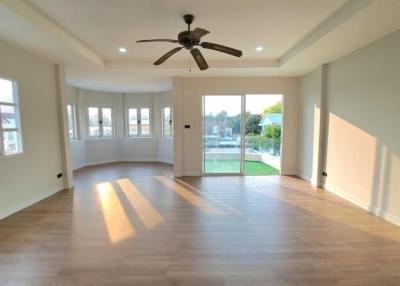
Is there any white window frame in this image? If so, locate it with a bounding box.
[126,106,152,138]
[162,106,173,137]
[67,103,77,140]
[0,77,23,156]
[87,106,114,138]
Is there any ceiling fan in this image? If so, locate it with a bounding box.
[136,14,243,70]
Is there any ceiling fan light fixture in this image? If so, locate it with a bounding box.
[136,14,243,70]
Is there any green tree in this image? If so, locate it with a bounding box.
[263,124,281,138]
[227,114,241,135]
[245,113,262,134]
[262,124,281,155]
[262,102,283,115]
[216,110,228,121]
[204,113,214,120]
[246,134,267,151]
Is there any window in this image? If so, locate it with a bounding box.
[87,106,114,138]
[128,108,138,136]
[162,107,173,137]
[67,104,77,140]
[127,107,151,137]
[102,108,113,137]
[0,78,23,156]
[141,108,150,136]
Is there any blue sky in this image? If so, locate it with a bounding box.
[204,94,282,116]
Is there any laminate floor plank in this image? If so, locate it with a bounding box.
[1,162,400,285]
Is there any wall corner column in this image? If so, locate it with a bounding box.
[55,64,73,189]
[315,64,328,187]
[172,77,183,177]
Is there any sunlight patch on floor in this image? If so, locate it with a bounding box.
[175,178,245,217]
[96,182,136,244]
[154,176,221,215]
[116,178,165,229]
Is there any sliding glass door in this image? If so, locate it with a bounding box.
[244,94,282,176]
[202,95,243,174]
[202,94,283,176]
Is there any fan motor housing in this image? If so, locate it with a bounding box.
[178,31,200,49]
[183,14,194,25]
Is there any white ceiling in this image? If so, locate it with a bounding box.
[0,0,399,92]
[28,0,347,60]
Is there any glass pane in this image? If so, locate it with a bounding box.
[3,130,20,155]
[0,78,14,104]
[141,108,150,136]
[1,105,17,129]
[203,96,242,174]
[102,108,113,137]
[244,94,282,175]
[128,108,138,136]
[88,107,99,137]
[163,107,172,137]
[67,105,75,139]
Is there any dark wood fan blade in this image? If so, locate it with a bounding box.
[153,47,183,65]
[137,39,178,43]
[191,28,210,39]
[191,48,209,70]
[201,42,242,57]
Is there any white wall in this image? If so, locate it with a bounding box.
[297,67,324,185]
[80,88,124,165]
[155,92,174,164]
[0,40,65,218]
[70,140,86,170]
[158,138,173,164]
[68,88,173,168]
[173,77,299,176]
[65,86,86,170]
[297,29,400,226]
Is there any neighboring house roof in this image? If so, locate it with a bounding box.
[259,113,282,126]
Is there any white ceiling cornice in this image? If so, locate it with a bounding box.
[280,0,375,65]
[0,0,104,67]
[105,59,280,69]
[1,0,399,92]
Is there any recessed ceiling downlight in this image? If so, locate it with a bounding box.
[119,47,128,53]
[256,46,263,52]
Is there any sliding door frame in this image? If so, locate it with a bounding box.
[202,93,284,176]
[202,94,245,176]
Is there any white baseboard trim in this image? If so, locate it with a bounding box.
[297,173,320,187]
[324,183,400,227]
[85,159,120,167]
[78,158,174,169]
[281,169,298,176]
[120,157,158,162]
[0,187,64,220]
[158,158,174,164]
[72,162,87,171]
[296,172,311,182]
[183,171,201,176]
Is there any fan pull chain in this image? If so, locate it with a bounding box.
[188,53,192,72]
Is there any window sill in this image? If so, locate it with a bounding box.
[86,137,117,141]
[126,136,153,139]
[0,152,24,159]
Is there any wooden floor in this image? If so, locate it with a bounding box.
[1,162,400,285]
